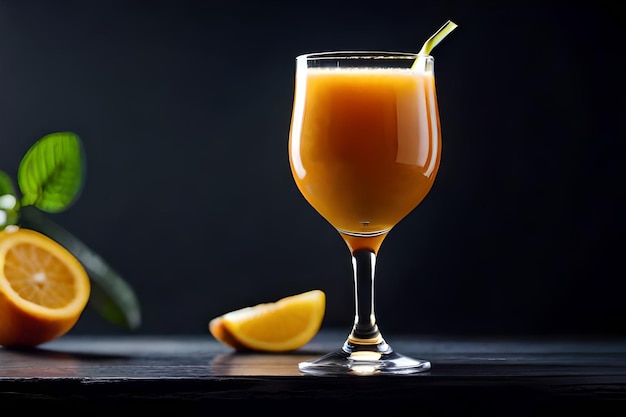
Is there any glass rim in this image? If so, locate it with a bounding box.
[296,51,433,61]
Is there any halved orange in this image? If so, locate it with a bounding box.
[0,225,91,347]
[209,290,325,352]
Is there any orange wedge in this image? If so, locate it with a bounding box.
[0,225,91,347]
[209,290,325,352]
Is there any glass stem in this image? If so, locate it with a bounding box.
[346,248,388,349]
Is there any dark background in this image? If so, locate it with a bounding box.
[0,0,623,337]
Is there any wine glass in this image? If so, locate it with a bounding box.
[288,51,441,375]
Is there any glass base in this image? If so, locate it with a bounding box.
[299,348,431,376]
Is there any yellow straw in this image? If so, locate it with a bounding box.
[412,20,458,69]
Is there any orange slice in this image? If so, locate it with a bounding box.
[0,225,91,347]
[209,290,325,352]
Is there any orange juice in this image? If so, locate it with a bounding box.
[289,67,441,252]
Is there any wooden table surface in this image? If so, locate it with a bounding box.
[2,330,626,415]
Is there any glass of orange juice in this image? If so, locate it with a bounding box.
[289,51,441,375]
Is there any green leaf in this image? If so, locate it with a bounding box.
[0,171,19,229]
[19,206,142,331]
[0,170,16,196]
[18,131,85,213]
